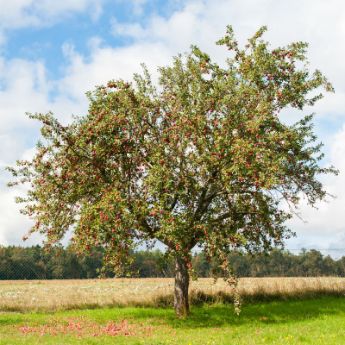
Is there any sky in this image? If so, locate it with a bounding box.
[0,0,344,257]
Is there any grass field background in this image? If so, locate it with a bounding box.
[1,277,345,312]
[1,278,345,344]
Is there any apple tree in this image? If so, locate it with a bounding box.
[8,26,336,317]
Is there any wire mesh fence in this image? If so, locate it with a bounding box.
[1,246,345,280]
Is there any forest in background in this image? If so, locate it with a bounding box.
[1,246,345,280]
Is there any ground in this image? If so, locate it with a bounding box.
[1,278,345,344]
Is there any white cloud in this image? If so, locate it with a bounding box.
[0,145,43,246]
[130,0,147,16]
[110,0,345,117]
[286,125,345,251]
[0,57,89,246]
[111,18,146,38]
[0,58,48,130]
[0,187,32,246]
[114,0,147,16]
[0,0,105,41]
[0,57,85,131]
[59,40,171,101]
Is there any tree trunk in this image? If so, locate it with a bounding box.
[174,256,190,318]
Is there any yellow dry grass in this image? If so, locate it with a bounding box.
[0,277,344,312]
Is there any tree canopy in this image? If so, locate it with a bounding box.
[8,26,336,317]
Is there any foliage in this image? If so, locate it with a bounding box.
[8,26,336,280]
[1,246,345,280]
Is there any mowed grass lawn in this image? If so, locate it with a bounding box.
[1,297,345,345]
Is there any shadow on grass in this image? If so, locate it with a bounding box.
[0,315,27,327]
[118,296,345,329]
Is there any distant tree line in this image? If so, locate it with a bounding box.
[1,245,345,280]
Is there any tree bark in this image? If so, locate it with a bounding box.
[174,256,190,318]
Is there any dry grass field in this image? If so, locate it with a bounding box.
[1,277,344,312]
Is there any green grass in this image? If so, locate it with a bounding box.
[1,297,345,344]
